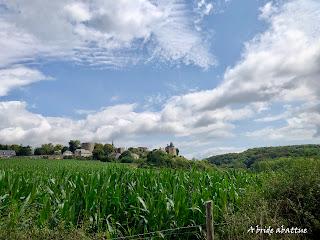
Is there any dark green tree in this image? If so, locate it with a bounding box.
[54,144,63,152]
[61,146,69,153]
[16,146,32,156]
[103,144,114,156]
[119,150,134,163]
[69,140,80,153]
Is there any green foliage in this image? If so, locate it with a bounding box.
[103,144,114,156]
[257,158,320,239]
[34,143,55,155]
[147,149,172,166]
[34,144,65,156]
[68,140,80,153]
[53,144,63,152]
[92,143,115,162]
[61,146,69,153]
[0,158,255,239]
[145,150,212,170]
[0,144,32,156]
[92,148,104,160]
[119,150,135,163]
[206,144,320,168]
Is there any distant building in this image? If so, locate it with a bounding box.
[165,142,177,156]
[63,150,73,157]
[114,153,121,160]
[81,142,95,152]
[131,153,139,160]
[138,147,148,152]
[54,150,61,155]
[115,147,125,154]
[74,149,92,158]
[0,150,16,158]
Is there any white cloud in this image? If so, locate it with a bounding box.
[197,0,214,16]
[1,0,320,156]
[0,100,251,148]
[0,66,48,96]
[64,2,91,22]
[0,0,214,68]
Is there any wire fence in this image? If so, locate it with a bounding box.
[109,221,231,240]
[108,201,231,240]
[110,225,204,240]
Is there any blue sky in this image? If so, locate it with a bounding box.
[0,0,320,158]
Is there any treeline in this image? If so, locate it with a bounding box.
[206,144,320,168]
[0,144,32,156]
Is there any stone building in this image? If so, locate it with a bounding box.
[131,153,139,160]
[0,150,16,158]
[165,142,177,156]
[74,149,92,158]
[63,150,73,157]
[115,147,125,154]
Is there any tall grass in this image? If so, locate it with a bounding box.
[0,158,257,239]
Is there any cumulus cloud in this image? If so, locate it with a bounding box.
[0,99,255,148]
[1,0,320,156]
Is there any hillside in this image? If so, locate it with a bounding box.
[206,144,320,168]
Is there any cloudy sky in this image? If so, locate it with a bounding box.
[0,0,319,158]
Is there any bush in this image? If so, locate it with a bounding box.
[146,150,172,167]
[119,151,135,163]
[260,158,320,239]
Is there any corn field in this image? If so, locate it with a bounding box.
[0,159,258,239]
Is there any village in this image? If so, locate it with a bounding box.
[0,141,179,160]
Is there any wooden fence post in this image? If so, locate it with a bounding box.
[205,200,214,240]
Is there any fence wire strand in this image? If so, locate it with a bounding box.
[109,221,232,239]
[109,224,204,240]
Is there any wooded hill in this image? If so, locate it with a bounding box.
[206,144,320,168]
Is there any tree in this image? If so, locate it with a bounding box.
[147,150,172,166]
[119,150,134,163]
[18,146,32,156]
[34,147,44,155]
[61,146,69,153]
[34,144,55,155]
[69,140,80,153]
[103,144,114,156]
[93,144,105,160]
[54,144,63,152]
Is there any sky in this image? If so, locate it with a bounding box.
[0,0,320,158]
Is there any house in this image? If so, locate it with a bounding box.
[74,149,92,158]
[63,150,73,157]
[0,150,16,158]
